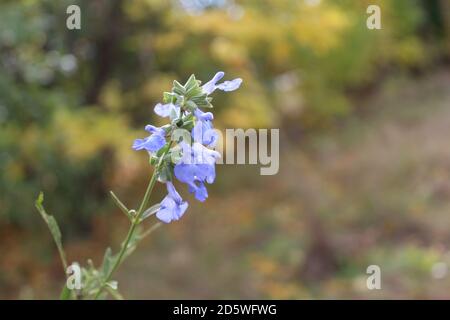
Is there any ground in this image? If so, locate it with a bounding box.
[115,68,450,299]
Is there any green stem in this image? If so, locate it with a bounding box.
[93,143,171,299]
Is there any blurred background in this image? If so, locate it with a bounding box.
[1,0,450,299]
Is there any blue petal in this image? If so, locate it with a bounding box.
[191,112,217,146]
[192,143,221,165]
[156,185,189,223]
[174,163,197,185]
[156,197,176,223]
[156,210,173,223]
[175,201,189,219]
[174,141,220,202]
[133,134,166,152]
[132,138,147,151]
[194,109,214,121]
[202,71,225,94]
[145,124,165,135]
[216,78,242,92]
[190,182,208,202]
[192,121,203,144]
[201,163,216,184]
[175,163,216,186]
[166,181,182,204]
[154,103,179,118]
[203,128,218,147]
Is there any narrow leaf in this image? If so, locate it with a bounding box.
[59,284,73,300]
[110,191,131,220]
[105,281,118,291]
[141,203,161,221]
[35,192,68,271]
[173,80,185,95]
[101,247,116,276]
[184,74,197,90]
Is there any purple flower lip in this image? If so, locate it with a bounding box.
[156,181,188,223]
[132,125,166,152]
[154,103,180,119]
[202,71,242,95]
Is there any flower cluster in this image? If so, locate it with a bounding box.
[133,72,242,223]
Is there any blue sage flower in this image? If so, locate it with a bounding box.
[174,164,210,202]
[202,71,243,95]
[174,142,220,202]
[154,103,180,119]
[156,181,188,223]
[132,72,242,217]
[132,125,166,152]
[192,109,218,147]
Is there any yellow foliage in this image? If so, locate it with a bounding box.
[221,92,276,128]
[394,37,426,67]
[141,73,176,102]
[210,37,248,68]
[50,109,135,162]
[263,281,305,299]
[124,0,168,22]
[250,254,280,277]
[291,6,351,54]
[153,32,185,52]
[99,81,124,112]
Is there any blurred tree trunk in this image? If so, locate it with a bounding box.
[300,214,339,282]
[421,0,450,57]
[284,149,339,282]
[85,0,124,105]
[441,0,450,52]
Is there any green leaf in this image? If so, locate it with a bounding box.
[35,192,68,271]
[149,156,158,165]
[175,94,185,106]
[101,247,116,276]
[169,145,183,163]
[169,107,179,120]
[141,203,161,221]
[156,142,170,157]
[191,94,212,108]
[181,120,195,131]
[105,281,118,291]
[59,284,73,300]
[110,191,131,220]
[184,74,203,98]
[187,87,203,99]
[184,74,196,88]
[185,100,197,111]
[157,165,172,183]
[172,80,186,95]
[163,92,176,104]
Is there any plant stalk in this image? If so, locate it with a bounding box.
[92,143,171,299]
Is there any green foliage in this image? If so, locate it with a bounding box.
[35,192,68,271]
